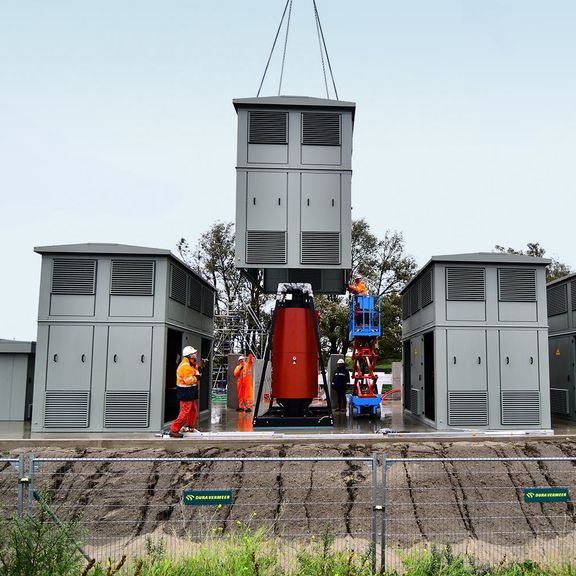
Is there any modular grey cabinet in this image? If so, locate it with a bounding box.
[0,340,35,421]
[401,253,551,431]
[32,244,215,432]
[547,274,576,420]
[234,97,354,293]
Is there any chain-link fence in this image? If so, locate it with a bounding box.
[3,453,576,573]
[382,456,576,571]
[25,454,378,571]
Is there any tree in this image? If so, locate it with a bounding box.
[494,242,571,283]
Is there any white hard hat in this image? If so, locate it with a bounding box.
[337,358,345,364]
[238,355,245,361]
[182,346,197,357]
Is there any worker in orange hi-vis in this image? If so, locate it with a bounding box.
[347,277,368,295]
[234,354,254,413]
[169,346,200,438]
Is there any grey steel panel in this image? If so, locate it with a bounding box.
[110,260,155,296]
[246,172,288,230]
[571,280,576,311]
[248,111,288,144]
[550,388,569,415]
[300,232,340,265]
[46,325,93,391]
[187,276,202,311]
[109,295,154,317]
[49,295,95,317]
[448,391,488,426]
[248,144,288,164]
[446,267,485,301]
[549,314,569,332]
[44,390,90,428]
[106,326,152,391]
[301,145,341,165]
[51,258,96,295]
[498,268,536,302]
[499,330,539,391]
[410,281,421,314]
[301,112,341,145]
[169,264,187,304]
[421,269,433,307]
[104,391,150,428]
[0,356,27,421]
[201,287,215,318]
[548,284,568,316]
[300,173,340,232]
[447,330,487,391]
[410,388,421,416]
[501,390,540,425]
[446,301,486,321]
[548,336,573,404]
[246,231,287,264]
[498,302,537,322]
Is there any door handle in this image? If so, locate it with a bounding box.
[53,354,58,363]
[331,198,335,207]
[278,197,281,206]
[530,356,534,365]
[478,357,481,365]
[113,354,118,363]
[506,357,510,365]
[307,198,310,206]
[252,197,256,205]
[81,354,86,363]
[453,356,456,365]
[141,355,145,363]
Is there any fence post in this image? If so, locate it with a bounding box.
[371,452,378,575]
[27,453,35,516]
[380,455,388,573]
[17,453,25,516]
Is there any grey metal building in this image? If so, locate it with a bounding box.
[0,339,35,421]
[401,253,551,431]
[233,96,354,292]
[547,273,576,420]
[32,244,215,432]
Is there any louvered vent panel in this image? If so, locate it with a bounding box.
[111,260,154,296]
[421,269,433,307]
[501,391,540,425]
[446,267,485,301]
[550,388,569,415]
[202,287,215,318]
[448,391,488,426]
[249,111,287,144]
[246,231,287,264]
[302,112,341,146]
[301,232,340,265]
[547,284,568,317]
[169,265,187,304]
[571,281,576,311]
[51,259,96,295]
[104,391,149,428]
[498,268,536,302]
[44,391,90,428]
[187,276,202,311]
[410,389,420,416]
[410,281,421,313]
[402,294,410,320]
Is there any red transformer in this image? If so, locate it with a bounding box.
[253,285,333,427]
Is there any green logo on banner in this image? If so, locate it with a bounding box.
[524,488,569,503]
[183,490,233,506]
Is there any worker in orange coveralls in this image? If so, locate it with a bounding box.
[347,277,367,295]
[234,354,254,412]
[169,346,200,438]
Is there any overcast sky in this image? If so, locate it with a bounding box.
[1,1,575,341]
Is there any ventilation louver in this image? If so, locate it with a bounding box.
[547,284,568,317]
[44,391,90,428]
[410,282,421,313]
[402,294,410,320]
[202,287,215,318]
[302,112,341,146]
[421,269,433,307]
[51,259,96,295]
[550,388,569,415]
[448,391,488,426]
[498,268,536,302]
[501,390,540,425]
[410,388,420,416]
[301,231,340,265]
[104,391,149,428]
[246,231,287,264]
[249,111,288,144]
[169,265,187,304]
[110,260,155,296]
[571,281,576,311]
[187,276,202,311]
[446,267,485,301]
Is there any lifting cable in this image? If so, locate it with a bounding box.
[278,0,293,95]
[312,0,339,100]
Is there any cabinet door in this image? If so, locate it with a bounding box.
[106,326,152,391]
[46,326,93,390]
[246,172,287,231]
[447,330,487,391]
[500,331,539,391]
[301,173,341,232]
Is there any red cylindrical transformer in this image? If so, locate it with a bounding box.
[272,306,318,413]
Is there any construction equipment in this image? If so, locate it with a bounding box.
[253,283,333,427]
[347,294,382,418]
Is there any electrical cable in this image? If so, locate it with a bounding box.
[312,0,339,100]
[314,0,330,98]
[257,0,291,97]
[278,0,293,96]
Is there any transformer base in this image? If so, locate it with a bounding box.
[254,406,334,428]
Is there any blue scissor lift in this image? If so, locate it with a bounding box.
[348,294,382,418]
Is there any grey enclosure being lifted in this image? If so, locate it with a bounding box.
[233,96,354,293]
[401,253,551,431]
[32,243,215,432]
[547,273,576,420]
[0,339,35,421]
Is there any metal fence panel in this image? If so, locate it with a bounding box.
[0,457,22,521]
[29,455,377,569]
[382,456,576,571]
